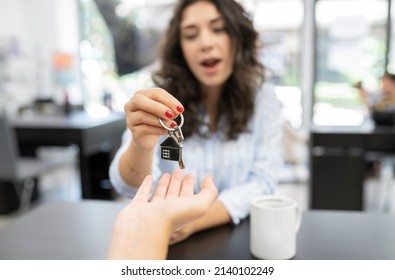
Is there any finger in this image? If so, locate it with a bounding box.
[166,169,184,198]
[142,88,184,115]
[169,234,178,246]
[126,88,184,120]
[179,174,195,197]
[178,176,217,219]
[127,110,177,130]
[133,175,154,202]
[169,229,186,245]
[151,173,171,202]
[196,176,218,206]
[125,92,175,121]
[131,124,167,137]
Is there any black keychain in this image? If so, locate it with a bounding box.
[159,114,185,169]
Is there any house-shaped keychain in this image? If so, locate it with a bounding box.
[160,134,183,162]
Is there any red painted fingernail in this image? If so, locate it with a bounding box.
[165,110,174,119]
[170,121,177,127]
[176,105,184,113]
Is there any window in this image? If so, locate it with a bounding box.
[162,149,170,159]
[79,0,118,112]
[313,0,388,126]
[78,0,173,112]
[244,0,304,128]
[388,0,395,72]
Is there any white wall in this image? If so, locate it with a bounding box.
[0,0,80,111]
[0,1,27,41]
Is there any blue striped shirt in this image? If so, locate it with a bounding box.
[109,83,283,224]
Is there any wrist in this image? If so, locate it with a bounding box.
[130,139,155,152]
[125,142,153,174]
[109,215,172,260]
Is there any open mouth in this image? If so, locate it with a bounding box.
[201,58,221,68]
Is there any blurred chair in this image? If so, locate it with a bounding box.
[279,120,309,183]
[0,113,63,213]
[376,158,395,213]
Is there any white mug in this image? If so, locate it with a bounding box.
[250,195,302,260]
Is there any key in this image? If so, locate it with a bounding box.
[159,114,185,169]
[172,126,185,169]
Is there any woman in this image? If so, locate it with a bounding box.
[356,72,395,112]
[109,0,282,244]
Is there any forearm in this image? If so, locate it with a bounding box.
[119,141,155,187]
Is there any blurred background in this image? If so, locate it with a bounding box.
[0,0,379,126]
[1,0,395,220]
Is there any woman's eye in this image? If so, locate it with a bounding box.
[182,33,197,40]
[214,27,226,32]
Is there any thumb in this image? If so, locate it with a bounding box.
[197,176,218,208]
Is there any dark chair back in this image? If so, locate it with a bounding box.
[0,113,19,180]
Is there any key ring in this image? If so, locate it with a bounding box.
[159,113,184,132]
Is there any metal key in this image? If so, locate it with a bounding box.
[159,114,185,169]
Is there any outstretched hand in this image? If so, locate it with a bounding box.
[108,170,218,259]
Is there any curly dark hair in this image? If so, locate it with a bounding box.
[152,0,265,140]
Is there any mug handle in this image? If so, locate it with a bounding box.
[294,203,302,233]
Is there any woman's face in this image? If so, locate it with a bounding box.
[179,1,235,91]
